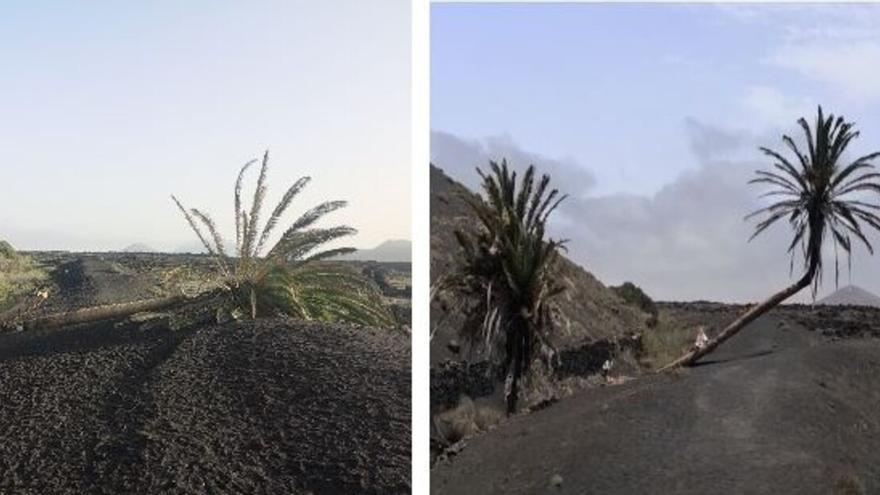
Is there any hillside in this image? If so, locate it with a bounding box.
[817,285,880,308]
[429,165,650,364]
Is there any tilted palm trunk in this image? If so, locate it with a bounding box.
[659,255,819,372]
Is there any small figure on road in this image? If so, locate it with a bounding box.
[694,326,708,350]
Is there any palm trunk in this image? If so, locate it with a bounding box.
[12,295,184,331]
[5,289,225,332]
[658,267,816,372]
[506,349,522,415]
[505,319,526,415]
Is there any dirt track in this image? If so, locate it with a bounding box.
[432,314,880,494]
[0,313,410,493]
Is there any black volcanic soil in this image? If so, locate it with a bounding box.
[432,307,880,494]
[0,318,410,494]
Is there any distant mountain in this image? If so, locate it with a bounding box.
[817,285,880,308]
[122,243,156,253]
[173,242,209,254]
[337,240,411,262]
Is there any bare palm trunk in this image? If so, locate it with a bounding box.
[658,267,816,372]
[11,295,184,331]
[506,351,522,415]
[505,319,526,415]
[5,289,225,332]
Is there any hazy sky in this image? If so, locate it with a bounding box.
[0,1,410,252]
[432,4,880,303]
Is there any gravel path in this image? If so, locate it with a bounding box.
[432,314,880,494]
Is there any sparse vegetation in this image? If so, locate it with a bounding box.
[442,160,567,413]
[834,474,865,495]
[433,396,504,445]
[662,106,880,370]
[172,150,394,326]
[0,240,47,312]
[641,312,695,370]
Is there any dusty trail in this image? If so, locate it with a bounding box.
[432,315,880,494]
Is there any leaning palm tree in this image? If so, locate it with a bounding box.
[444,160,567,414]
[661,106,880,370]
[172,150,394,326]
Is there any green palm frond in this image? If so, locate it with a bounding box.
[172,150,395,327]
[748,106,880,298]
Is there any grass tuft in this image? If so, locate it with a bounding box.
[641,311,696,370]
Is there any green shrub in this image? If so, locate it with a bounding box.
[610,281,658,317]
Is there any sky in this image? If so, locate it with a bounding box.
[431,4,880,303]
[0,0,410,253]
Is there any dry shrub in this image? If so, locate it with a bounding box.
[834,474,864,495]
[433,396,504,445]
[641,311,697,370]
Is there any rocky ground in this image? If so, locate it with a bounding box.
[0,253,411,494]
[432,304,880,494]
[0,318,410,494]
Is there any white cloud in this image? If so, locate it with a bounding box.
[741,85,815,129]
[769,41,880,102]
[432,127,880,303]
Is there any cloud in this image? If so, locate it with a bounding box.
[432,127,880,303]
[741,85,815,130]
[768,41,880,102]
[715,4,880,103]
[430,131,596,197]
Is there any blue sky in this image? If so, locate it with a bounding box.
[0,1,410,252]
[433,4,880,196]
[431,4,880,302]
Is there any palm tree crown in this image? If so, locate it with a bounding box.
[748,106,880,297]
[450,159,567,412]
[172,150,394,326]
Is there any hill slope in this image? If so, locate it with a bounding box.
[817,285,880,308]
[430,164,649,364]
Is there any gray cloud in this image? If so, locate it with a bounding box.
[431,131,596,197]
[431,127,880,303]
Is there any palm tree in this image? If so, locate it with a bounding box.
[172,150,394,327]
[446,160,567,414]
[661,106,880,370]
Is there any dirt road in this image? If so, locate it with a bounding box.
[432,315,880,494]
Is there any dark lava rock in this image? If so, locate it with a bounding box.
[0,317,410,494]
